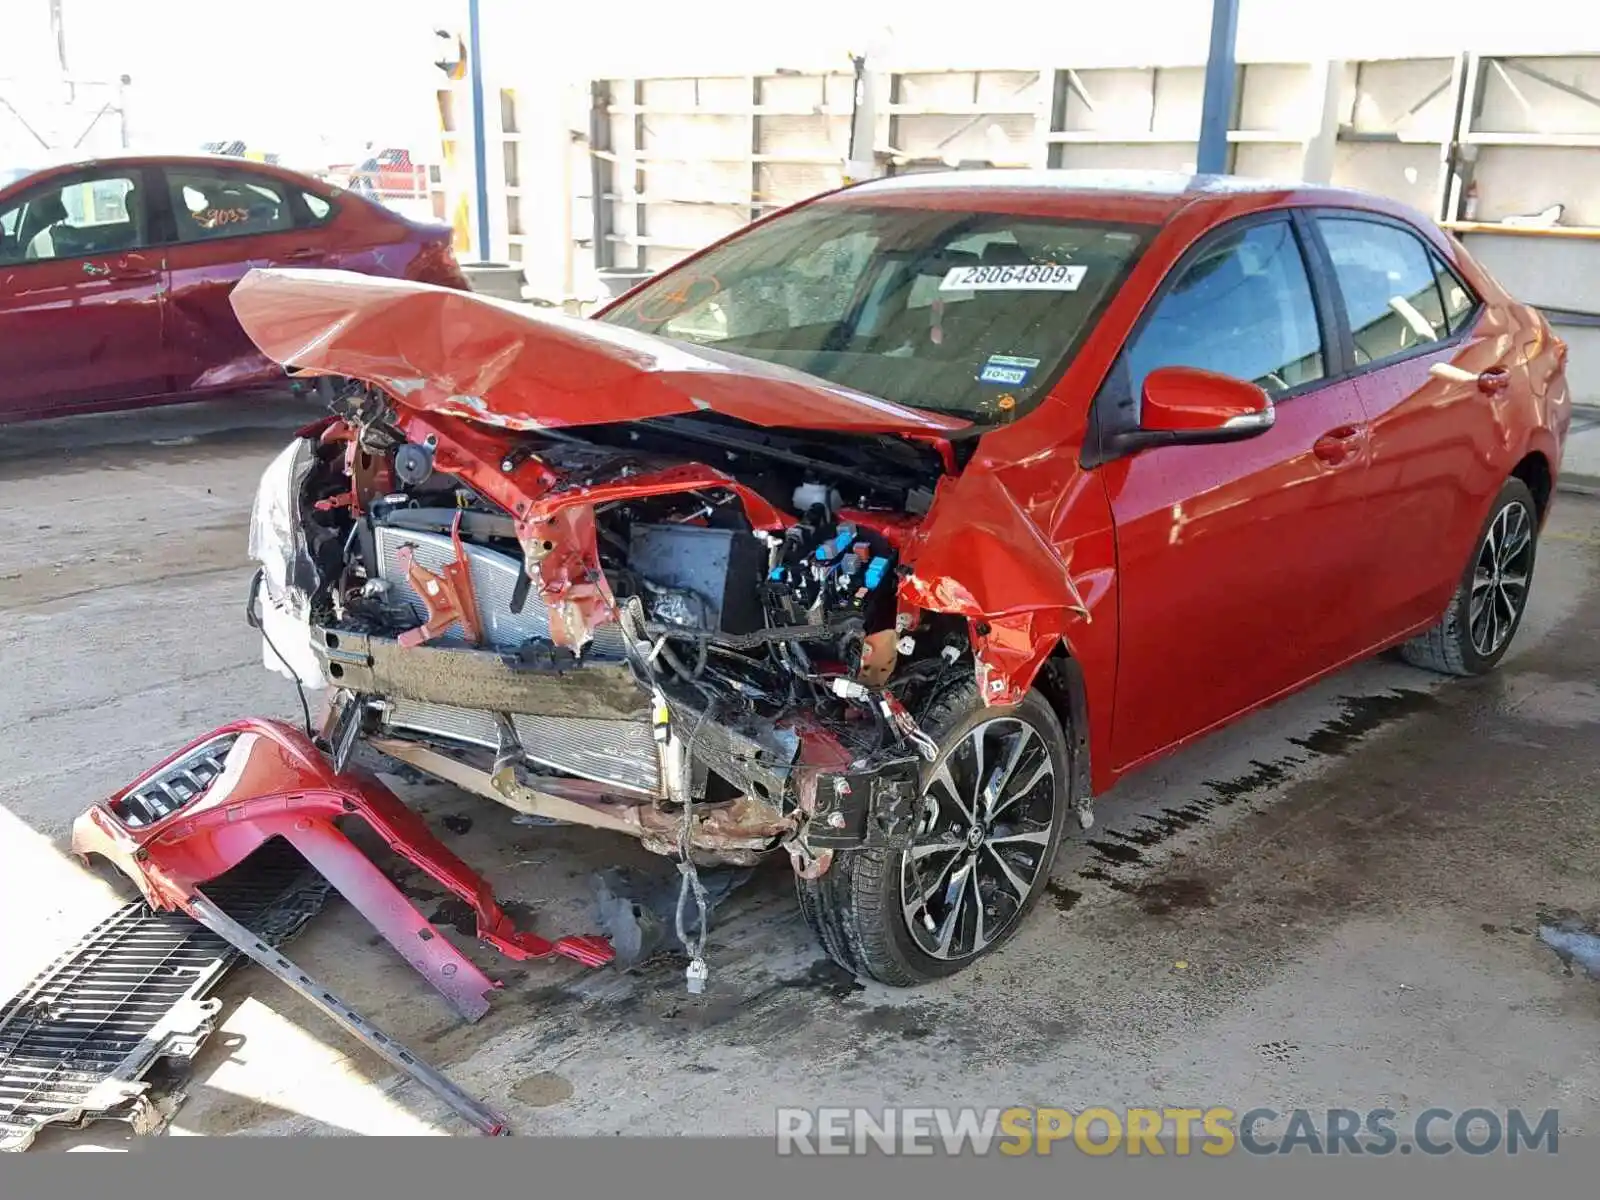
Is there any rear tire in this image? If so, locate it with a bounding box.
[797,682,1072,986]
[1399,477,1538,676]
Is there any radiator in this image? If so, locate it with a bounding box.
[382,699,660,795]
[373,526,656,795]
[373,525,628,658]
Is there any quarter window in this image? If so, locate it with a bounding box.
[301,192,333,223]
[1316,216,1475,366]
[166,169,293,242]
[1125,219,1326,399]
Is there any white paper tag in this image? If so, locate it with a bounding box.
[940,264,1086,292]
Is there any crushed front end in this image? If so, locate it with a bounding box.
[249,379,970,884]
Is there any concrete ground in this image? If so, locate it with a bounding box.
[1564,403,1600,491]
[2,397,1598,1145]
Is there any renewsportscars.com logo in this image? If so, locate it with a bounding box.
[775,1106,1562,1156]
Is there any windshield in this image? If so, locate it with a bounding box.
[600,203,1152,424]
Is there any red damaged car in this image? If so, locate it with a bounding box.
[234,170,1570,986]
[0,154,467,422]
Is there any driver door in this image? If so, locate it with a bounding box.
[0,167,167,418]
[1096,213,1378,771]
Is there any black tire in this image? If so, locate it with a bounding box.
[1399,477,1539,676]
[797,682,1073,986]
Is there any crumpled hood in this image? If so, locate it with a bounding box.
[230,268,969,437]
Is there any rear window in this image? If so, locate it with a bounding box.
[1316,216,1481,365]
[166,168,293,242]
[602,204,1152,425]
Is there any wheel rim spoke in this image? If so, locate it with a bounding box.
[902,846,964,928]
[986,828,1052,848]
[982,843,1033,903]
[967,729,986,813]
[909,839,962,863]
[928,759,974,827]
[989,756,1050,823]
[970,875,991,953]
[934,863,974,956]
[981,728,1030,820]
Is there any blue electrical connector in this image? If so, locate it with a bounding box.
[863,556,890,590]
[814,524,857,562]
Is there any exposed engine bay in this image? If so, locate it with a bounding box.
[252,381,979,877]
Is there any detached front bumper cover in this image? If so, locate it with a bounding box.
[71,718,613,1023]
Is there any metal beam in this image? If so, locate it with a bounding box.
[1196,0,1240,174]
[50,0,68,72]
[466,0,491,261]
[1301,60,1344,184]
[587,81,613,271]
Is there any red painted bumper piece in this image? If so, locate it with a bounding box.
[71,719,613,1022]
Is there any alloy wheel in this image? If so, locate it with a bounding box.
[899,717,1058,961]
[1469,500,1535,658]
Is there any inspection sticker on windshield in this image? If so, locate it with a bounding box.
[978,354,1040,386]
[940,264,1086,292]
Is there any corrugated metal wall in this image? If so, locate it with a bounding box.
[567,53,1600,281]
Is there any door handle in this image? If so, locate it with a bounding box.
[1477,366,1511,395]
[83,260,159,281]
[1313,425,1369,465]
[1428,360,1512,395]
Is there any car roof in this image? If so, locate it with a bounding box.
[828,168,1429,228]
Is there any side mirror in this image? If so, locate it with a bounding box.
[1108,366,1275,455]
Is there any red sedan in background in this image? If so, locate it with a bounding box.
[0,154,468,422]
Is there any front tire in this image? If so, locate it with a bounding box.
[1400,477,1538,676]
[797,682,1072,986]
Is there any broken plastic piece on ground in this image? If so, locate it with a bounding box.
[590,865,755,969]
[184,890,508,1136]
[0,842,331,1152]
[71,719,614,1023]
[1537,909,1600,981]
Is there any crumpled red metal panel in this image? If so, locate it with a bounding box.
[899,455,1118,711]
[392,411,795,650]
[528,504,611,649]
[520,465,794,647]
[229,268,969,437]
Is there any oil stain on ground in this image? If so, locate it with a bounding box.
[511,1071,574,1107]
[1288,689,1437,756]
[1074,689,1436,891]
[1134,876,1215,915]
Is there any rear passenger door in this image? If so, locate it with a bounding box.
[155,164,339,392]
[1307,212,1499,636]
[1096,214,1379,770]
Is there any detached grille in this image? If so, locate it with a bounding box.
[0,841,331,1151]
[112,734,239,827]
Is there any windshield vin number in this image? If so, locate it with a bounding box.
[940,264,1087,292]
